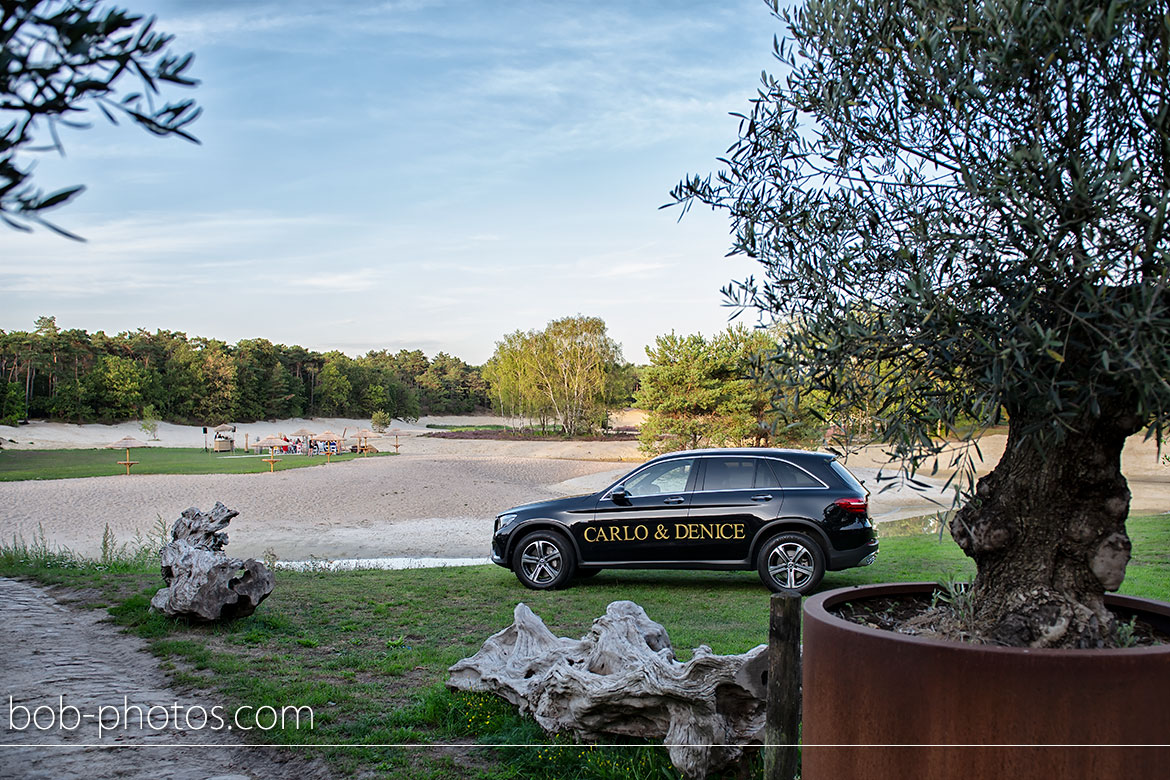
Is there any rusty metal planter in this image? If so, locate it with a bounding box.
[802,582,1170,780]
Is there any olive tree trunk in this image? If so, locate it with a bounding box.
[949,409,1145,648]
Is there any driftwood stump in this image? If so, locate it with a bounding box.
[448,601,768,779]
[150,502,274,621]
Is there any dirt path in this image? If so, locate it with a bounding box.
[0,578,331,780]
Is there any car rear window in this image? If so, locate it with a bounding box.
[769,459,824,488]
[829,459,866,493]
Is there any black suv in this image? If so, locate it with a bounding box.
[491,448,877,595]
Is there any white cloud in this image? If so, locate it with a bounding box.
[287,270,385,293]
[593,262,668,279]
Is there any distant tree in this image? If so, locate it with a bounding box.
[603,361,640,414]
[393,349,429,380]
[384,381,420,421]
[672,0,1170,647]
[636,327,775,453]
[364,383,389,415]
[2,0,200,236]
[32,316,60,410]
[484,316,625,436]
[356,349,421,419]
[417,352,487,414]
[370,410,391,432]
[317,361,352,417]
[482,331,544,428]
[268,363,304,419]
[159,338,202,421]
[138,403,159,439]
[0,382,23,425]
[86,354,145,419]
[196,344,234,424]
[231,338,280,421]
[49,376,89,422]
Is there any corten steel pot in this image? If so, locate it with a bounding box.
[802,582,1170,780]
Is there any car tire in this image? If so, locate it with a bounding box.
[757,532,825,595]
[512,530,576,590]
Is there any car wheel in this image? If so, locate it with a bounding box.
[757,532,825,595]
[513,530,576,590]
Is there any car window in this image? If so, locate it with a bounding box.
[770,459,824,488]
[624,459,694,496]
[755,459,781,488]
[702,458,757,491]
[829,459,865,492]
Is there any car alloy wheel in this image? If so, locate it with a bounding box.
[758,532,825,595]
[513,531,575,590]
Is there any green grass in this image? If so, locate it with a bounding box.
[0,447,394,481]
[2,515,1167,779]
[424,424,509,431]
[1124,513,1170,597]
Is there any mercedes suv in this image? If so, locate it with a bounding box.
[490,448,877,595]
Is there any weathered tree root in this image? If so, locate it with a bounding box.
[448,600,768,779]
[150,502,274,621]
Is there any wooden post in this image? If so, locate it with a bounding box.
[764,591,801,780]
[117,447,139,475]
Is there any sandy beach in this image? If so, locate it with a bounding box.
[0,417,642,560]
[1,416,1167,562]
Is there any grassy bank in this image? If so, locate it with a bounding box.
[0,447,393,481]
[2,516,1167,779]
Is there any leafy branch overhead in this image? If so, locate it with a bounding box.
[1,0,200,238]
[672,0,1170,484]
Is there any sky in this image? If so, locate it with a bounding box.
[2,0,786,365]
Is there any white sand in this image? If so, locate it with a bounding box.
[0,411,649,451]
[0,414,640,561]
[0,438,637,560]
[1,416,1166,562]
[0,415,491,450]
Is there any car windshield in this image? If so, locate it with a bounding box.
[622,459,693,497]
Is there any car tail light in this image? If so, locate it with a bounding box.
[834,497,868,514]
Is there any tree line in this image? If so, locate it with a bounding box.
[1,316,488,426]
[5,314,843,452]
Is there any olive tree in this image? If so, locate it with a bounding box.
[672,0,1170,647]
[2,0,200,236]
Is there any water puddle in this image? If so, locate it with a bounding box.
[273,556,490,572]
[876,511,955,537]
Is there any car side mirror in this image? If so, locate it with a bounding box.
[609,486,630,505]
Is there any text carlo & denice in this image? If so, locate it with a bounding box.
[582,521,747,544]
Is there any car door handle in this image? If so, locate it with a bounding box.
[663,496,685,505]
[750,494,773,502]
